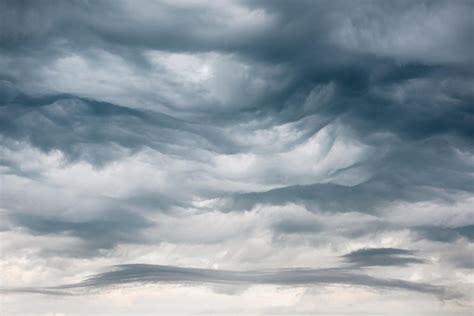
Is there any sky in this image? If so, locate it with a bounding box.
[0,0,473,315]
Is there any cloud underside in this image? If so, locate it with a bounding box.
[0,0,473,312]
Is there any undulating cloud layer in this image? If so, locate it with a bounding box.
[0,0,473,315]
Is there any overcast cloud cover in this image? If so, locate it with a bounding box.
[0,0,473,315]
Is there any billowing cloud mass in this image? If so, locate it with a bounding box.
[0,0,473,315]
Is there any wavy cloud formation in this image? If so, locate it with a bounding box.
[1,0,473,315]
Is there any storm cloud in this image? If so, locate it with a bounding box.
[1,0,473,315]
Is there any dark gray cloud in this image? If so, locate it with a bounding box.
[221,164,472,214]
[2,263,459,300]
[1,0,473,312]
[0,90,239,166]
[342,248,425,267]
[1,0,472,156]
[3,0,472,60]
[7,208,153,254]
[2,0,473,122]
[0,0,472,248]
[415,225,474,243]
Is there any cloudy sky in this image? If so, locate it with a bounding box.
[0,0,473,315]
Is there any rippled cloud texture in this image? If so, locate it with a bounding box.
[0,0,473,315]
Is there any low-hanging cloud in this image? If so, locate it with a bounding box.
[2,262,460,300]
[1,0,473,314]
